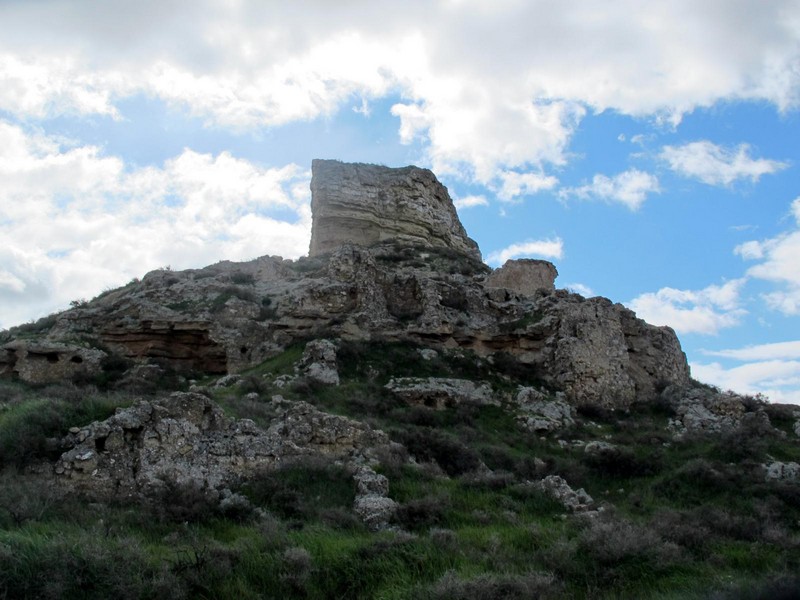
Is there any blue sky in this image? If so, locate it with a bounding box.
[1,1,799,402]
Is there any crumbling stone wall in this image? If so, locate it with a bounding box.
[309,159,481,260]
[486,259,558,296]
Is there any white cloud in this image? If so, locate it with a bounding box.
[691,359,800,404]
[627,279,747,335]
[566,283,594,297]
[736,197,800,315]
[496,170,559,202]
[453,195,489,210]
[486,237,564,266]
[702,340,800,361]
[0,2,798,182]
[661,141,788,186]
[0,121,310,330]
[559,169,660,210]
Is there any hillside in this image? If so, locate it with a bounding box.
[0,160,799,599]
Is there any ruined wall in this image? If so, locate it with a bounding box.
[485,259,558,296]
[309,159,482,260]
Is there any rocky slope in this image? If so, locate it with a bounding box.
[0,160,690,409]
[1,160,798,599]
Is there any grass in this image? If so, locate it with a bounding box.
[0,339,798,598]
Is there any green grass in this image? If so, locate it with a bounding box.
[0,339,798,598]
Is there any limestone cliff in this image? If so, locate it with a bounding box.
[309,159,481,260]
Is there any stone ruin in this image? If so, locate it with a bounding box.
[309,159,482,260]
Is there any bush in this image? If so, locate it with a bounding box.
[148,478,217,524]
[582,445,661,478]
[0,391,124,468]
[393,495,450,531]
[244,457,356,521]
[427,570,563,600]
[0,531,176,600]
[0,470,61,526]
[396,428,482,476]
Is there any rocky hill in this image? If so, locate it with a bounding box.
[1,159,688,407]
[0,160,798,599]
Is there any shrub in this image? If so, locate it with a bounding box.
[396,428,482,476]
[393,495,450,531]
[148,477,217,524]
[280,546,314,594]
[576,513,683,572]
[427,570,563,600]
[0,531,174,600]
[244,457,356,521]
[0,469,61,526]
[230,271,255,285]
[582,445,661,478]
[0,395,117,468]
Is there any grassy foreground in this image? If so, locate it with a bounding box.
[1,341,799,599]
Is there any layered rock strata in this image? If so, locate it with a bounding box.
[486,259,558,295]
[56,392,389,498]
[2,160,691,408]
[309,159,481,260]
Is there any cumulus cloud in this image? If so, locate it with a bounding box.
[496,170,559,202]
[661,141,788,186]
[0,1,798,180]
[453,195,489,210]
[691,358,800,404]
[486,237,564,266]
[627,279,747,335]
[0,121,310,330]
[559,169,660,210]
[702,340,800,361]
[735,197,800,315]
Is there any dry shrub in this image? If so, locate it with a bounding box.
[428,570,563,600]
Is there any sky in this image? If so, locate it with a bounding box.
[1,0,799,402]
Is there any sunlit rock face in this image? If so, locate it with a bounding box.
[308,159,481,260]
[486,259,558,295]
[1,159,692,408]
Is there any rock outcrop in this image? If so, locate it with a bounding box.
[1,159,691,409]
[309,159,481,260]
[55,392,389,498]
[486,259,558,295]
[513,387,575,433]
[385,377,496,409]
[0,340,105,384]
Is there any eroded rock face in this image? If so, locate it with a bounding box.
[385,377,496,410]
[0,341,105,384]
[486,259,558,296]
[296,339,339,386]
[55,392,389,499]
[765,461,800,482]
[514,388,574,433]
[663,385,769,437]
[308,160,481,260]
[3,160,692,409]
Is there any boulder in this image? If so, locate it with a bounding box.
[353,466,397,530]
[296,339,339,386]
[385,377,496,409]
[764,461,800,482]
[55,392,389,499]
[664,385,765,437]
[514,388,575,433]
[533,475,594,512]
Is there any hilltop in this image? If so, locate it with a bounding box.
[0,160,798,599]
